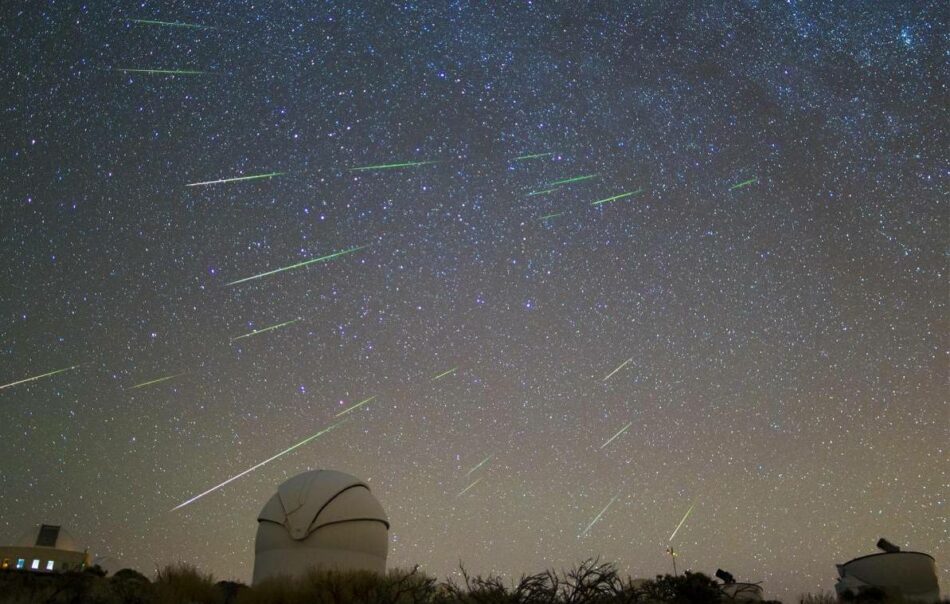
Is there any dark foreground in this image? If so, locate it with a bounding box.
[0,560,940,604]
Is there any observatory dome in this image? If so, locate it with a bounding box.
[252,470,389,585]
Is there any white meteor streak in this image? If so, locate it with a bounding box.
[170,421,345,511]
[456,477,483,497]
[0,365,82,391]
[580,494,619,537]
[600,422,633,449]
[602,358,633,381]
[668,502,696,542]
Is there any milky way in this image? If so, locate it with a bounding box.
[0,2,945,599]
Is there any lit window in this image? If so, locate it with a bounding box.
[16,559,25,569]
[31,559,40,570]
[1,558,8,569]
[46,560,55,571]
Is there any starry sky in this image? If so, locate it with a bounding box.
[0,1,946,599]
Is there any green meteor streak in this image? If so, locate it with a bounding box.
[351,160,439,171]
[335,395,378,417]
[602,357,633,381]
[171,420,346,511]
[225,244,369,286]
[431,366,458,381]
[465,454,493,477]
[514,152,555,161]
[0,365,82,391]
[730,177,758,190]
[540,212,566,221]
[457,477,483,497]
[548,174,598,187]
[527,188,560,197]
[131,372,186,389]
[231,318,301,342]
[114,68,207,75]
[600,422,633,449]
[186,172,283,187]
[128,18,213,29]
[580,494,619,537]
[669,502,696,542]
[591,189,643,206]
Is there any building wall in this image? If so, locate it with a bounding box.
[0,546,88,573]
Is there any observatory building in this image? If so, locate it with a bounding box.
[252,469,389,585]
[0,524,90,573]
[835,538,940,603]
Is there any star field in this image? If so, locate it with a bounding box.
[0,2,946,600]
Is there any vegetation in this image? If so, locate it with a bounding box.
[0,561,942,604]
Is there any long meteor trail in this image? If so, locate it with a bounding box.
[231,318,301,342]
[465,454,493,477]
[548,174,598,187]
[225,244,369,286]
[0,365,82,391]
[335,395,377,418]
[580,494,619,537]
[171,421,346,511]
[131,373,186,389]
[351,160,439,171]
[600,422,633,449]
[514,152,555,161]
[186,172,283,187]
[591,189,643,206]
[730,177,758,190]
[668,502,696,542]
[457,477,483,497]
[431,366,458,381]
[127,18,213,29]
[602,358,633,381]
[114,68,207,75]
[527,188,560,197]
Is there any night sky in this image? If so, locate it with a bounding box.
[1,1,946,599]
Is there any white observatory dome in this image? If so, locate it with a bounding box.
[252,470,389,585]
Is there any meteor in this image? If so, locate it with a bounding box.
[514,152,555,161]
[131,373,186,389]
[127,18,213,29]
[465,454,493,477]
[225,244,369,286]
[580,494,619,537]
[335,395,377,418]
[186,172,283,187]
[431,366,458,381]
[527,188,559,197]
[456,477,483,497]
[171,420,346,511]
[602,358,633,381]
[231,318,301,342]
[351,160,439,171]
[548,174,597,187]
[0,365,82,391]
[600,422,633,449]
[591,189,643,206]
[729,177,757,190]
[668,502,696,542]
[113,68,207,75]
[540,212,566,221]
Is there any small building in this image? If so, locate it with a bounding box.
[836,539,940,603]
[253,470,389,585]
[0,524,90,573]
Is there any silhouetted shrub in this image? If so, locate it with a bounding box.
[153,563,222,604]
[636,571,722,603]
